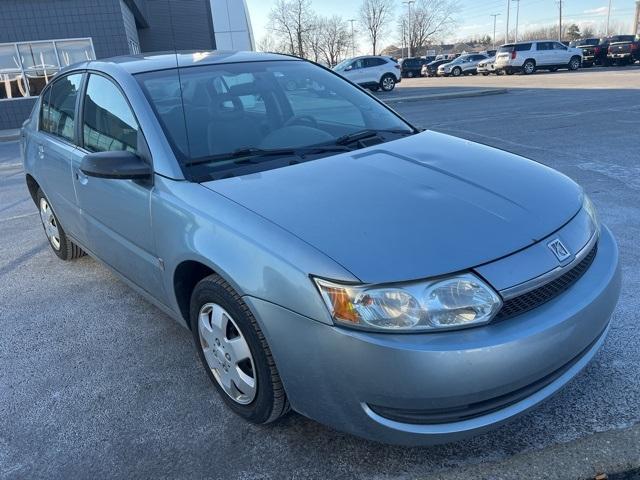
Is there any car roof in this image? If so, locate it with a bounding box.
[59,50,302,76]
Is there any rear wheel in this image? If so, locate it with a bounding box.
[522,60,536,75]
[407,70,415,78]
[37,189,84,261]
[549,66,558,72]
[380,74,396,92]
[191,274,290,424]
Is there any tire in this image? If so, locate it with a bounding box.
[380,74,396,92]
[522,60,536,75]
[482,72,489,76]
[36,189,85,261]
[369,85,380,92]
[191,274,290,424]
[568,56,581,71]
[407,70,415,78]
[451,67,462,77]
[549,67,558,72]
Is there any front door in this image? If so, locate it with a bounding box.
[72,72,164,298]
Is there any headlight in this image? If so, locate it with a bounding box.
[313,273,502,332]
[583,193,600,232]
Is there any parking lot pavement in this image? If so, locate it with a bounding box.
[1,69,639,479]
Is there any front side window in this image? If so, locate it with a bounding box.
[40,73,83,142]
[83,74,138,153]
[137,60,413,181]
[553,42,567,50]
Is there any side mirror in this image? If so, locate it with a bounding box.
[80,150,152,180]
[344,65,353,71]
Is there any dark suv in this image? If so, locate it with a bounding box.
[399,57,426,78]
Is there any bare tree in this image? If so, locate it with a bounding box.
[267,0,316,58]
[359,0,395,55]
[399,0,459,54]
[319,16,351,66]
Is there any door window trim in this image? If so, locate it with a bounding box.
[37,70,86,148]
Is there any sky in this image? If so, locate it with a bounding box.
[245,0,637,52]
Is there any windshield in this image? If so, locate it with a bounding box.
[137,60,413,180]
[333,59,352,71]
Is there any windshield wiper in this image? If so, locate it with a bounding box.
[187,145,353,167]
[335,129,415,146]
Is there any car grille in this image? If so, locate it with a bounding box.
[495,241,598,321]
[368,325,605,425]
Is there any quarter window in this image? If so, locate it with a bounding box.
[82,74,138,153]
[40,73,83,142]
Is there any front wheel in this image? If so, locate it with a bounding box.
[568,56,581,70]
[37,189,84,261]
[451,67,462,77]
[380,74,396,91]
[191,274,290,424]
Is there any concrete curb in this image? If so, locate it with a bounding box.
[0,129,21,142]
[382,88,508,103]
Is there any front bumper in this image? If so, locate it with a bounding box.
[245,226,620,445]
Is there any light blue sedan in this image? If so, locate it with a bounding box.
[21,51,620,445]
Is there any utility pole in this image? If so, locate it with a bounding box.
[606,0,613,36]
[557,0,563,41]
[348,19,356,57]
[505,0,510,43]
[512,0,521,43]
[403,0,415,58]
[491,13,501,49]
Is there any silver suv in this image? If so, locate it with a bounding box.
[494,41,583,74]
[437,54,488,77]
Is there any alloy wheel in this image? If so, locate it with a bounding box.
[39,197,60,250]
[524,61,535,74]
[198,303,257,405]
[382,76,395,91]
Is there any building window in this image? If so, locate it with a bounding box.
[0,38,95,101]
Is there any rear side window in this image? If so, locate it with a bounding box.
[365,58,387,67]
[515,43,532,51]
[40,73,83,142]
[82,74,138,153]
[498,44,515,53]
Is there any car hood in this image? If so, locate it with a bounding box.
[201,131,582,284]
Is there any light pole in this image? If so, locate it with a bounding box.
[491,13,501,49]
[403,0,415,58]
[348,19,356,57]
[512,0,521,43]
[505,0,510,43]
[606,0,613,36]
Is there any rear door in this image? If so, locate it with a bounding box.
[534,42,552,65]
[35,72,84,235]
[71,72,164,296]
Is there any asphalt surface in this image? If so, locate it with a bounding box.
[1,68,639,480]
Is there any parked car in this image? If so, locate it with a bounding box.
[399,57,426,78]
[437,53,488,76]
[477,56,497,75]
[574,38,604,67]
[334,55,401,91]
[494,40,582,74]
[607,35,640,65]
[421,59,449,77]
[22,51,620,447]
